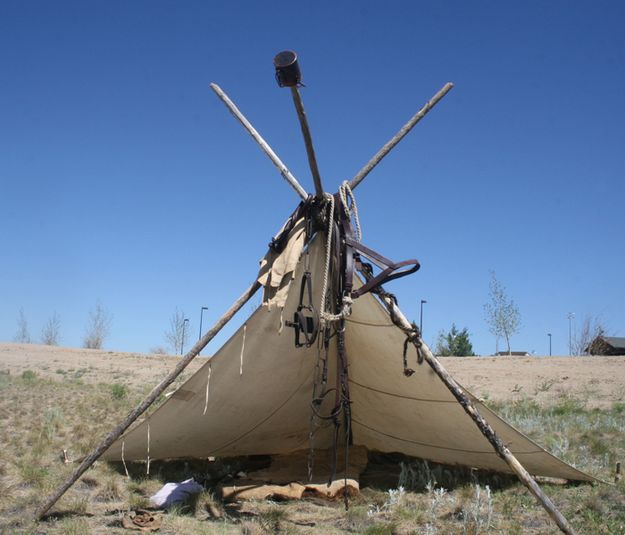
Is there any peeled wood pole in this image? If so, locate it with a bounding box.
[35,280,262,520]
[210,83,308,201]
[290,86,324,198]
[349,82,454,191]
[376,295,576,535]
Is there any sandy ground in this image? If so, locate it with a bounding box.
[1,343,624,408]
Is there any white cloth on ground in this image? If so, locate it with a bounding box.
[149,478,203,509]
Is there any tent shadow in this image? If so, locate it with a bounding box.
[360,451,580,492]
[107,450,580,510]
[107,455,272,489]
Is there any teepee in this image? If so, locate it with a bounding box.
[38,52,588,535]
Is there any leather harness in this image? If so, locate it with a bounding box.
[275,194,422,502]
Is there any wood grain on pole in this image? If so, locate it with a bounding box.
[210,83,308,201]
[35,280,262,520]
[290,86,324,198]
[375,294,577,535]
[349,82,454,191]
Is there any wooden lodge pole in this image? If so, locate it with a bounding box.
[35,280,262,520]
[349,82,454,191]
[210,83,308,201]
[290,86,324,198]
[375,293,577,535]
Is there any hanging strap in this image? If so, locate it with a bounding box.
[268,197,313,253]
[285,271,319,347]
[345,236,420,298]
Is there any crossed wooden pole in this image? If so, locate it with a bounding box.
[36,59,576,535]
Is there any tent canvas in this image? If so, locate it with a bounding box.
[102,230,592,483]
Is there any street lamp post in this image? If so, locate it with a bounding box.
[199,307,208,340]
[198,306,208,356]
[567,312,575,356]
[181,318,189,356]
[548,333,552,356]
[420,300,427,335]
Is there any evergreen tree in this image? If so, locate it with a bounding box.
[435,324,475,356]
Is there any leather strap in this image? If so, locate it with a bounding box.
[345,236,420,298]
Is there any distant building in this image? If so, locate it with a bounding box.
[586,336,625,356]
[495,351,530,356]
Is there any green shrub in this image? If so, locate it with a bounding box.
[612,402,625,414]
[110,383,128,400]
[21,370,37,383]
[550,397,585,416]
[364,522,397,535]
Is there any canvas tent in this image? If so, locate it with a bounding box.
[37,52,588,534]
[102,228,590,483]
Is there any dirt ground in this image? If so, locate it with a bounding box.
[2,342,623,408]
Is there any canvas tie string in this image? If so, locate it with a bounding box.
[239,325,247,375]
[146,423,151,475]
[203,364,212,415]
[121,441,129,478]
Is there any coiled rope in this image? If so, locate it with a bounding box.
[319,181,362,326]
[318,192,335,326]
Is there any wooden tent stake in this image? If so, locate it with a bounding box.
[349,82,454,191]
[375,294,577,535]
[35,280,262,520]
[290,86,324,198]
[210,83,308,200]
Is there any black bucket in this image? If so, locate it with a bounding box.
[273,50,301,87]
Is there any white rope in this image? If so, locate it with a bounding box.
[146,423,150,475]
[121,441,129,478]
[339,180,362,242]
[319,182,363,327]
[321,296,353,325]
[239,324,246,376]
[318,193,335,325]
[203,364,212,416]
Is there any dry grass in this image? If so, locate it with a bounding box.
[1,367,625,534]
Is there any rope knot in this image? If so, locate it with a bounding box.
[402,322,424,373]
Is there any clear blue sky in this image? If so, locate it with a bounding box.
[1,1,623,356]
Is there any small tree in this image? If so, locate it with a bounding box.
[83,302,112,349]
[165,309,190,355]
[41,312,61,346]
[572,315,607,356]
[483,271,520,355]
[435,324,475,356]
[13,308,31,343]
